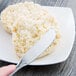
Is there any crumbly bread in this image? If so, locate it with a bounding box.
[1,2,60,58]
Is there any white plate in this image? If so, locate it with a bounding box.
[0,7,75,65]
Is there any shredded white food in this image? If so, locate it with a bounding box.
[1,2,60,58]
